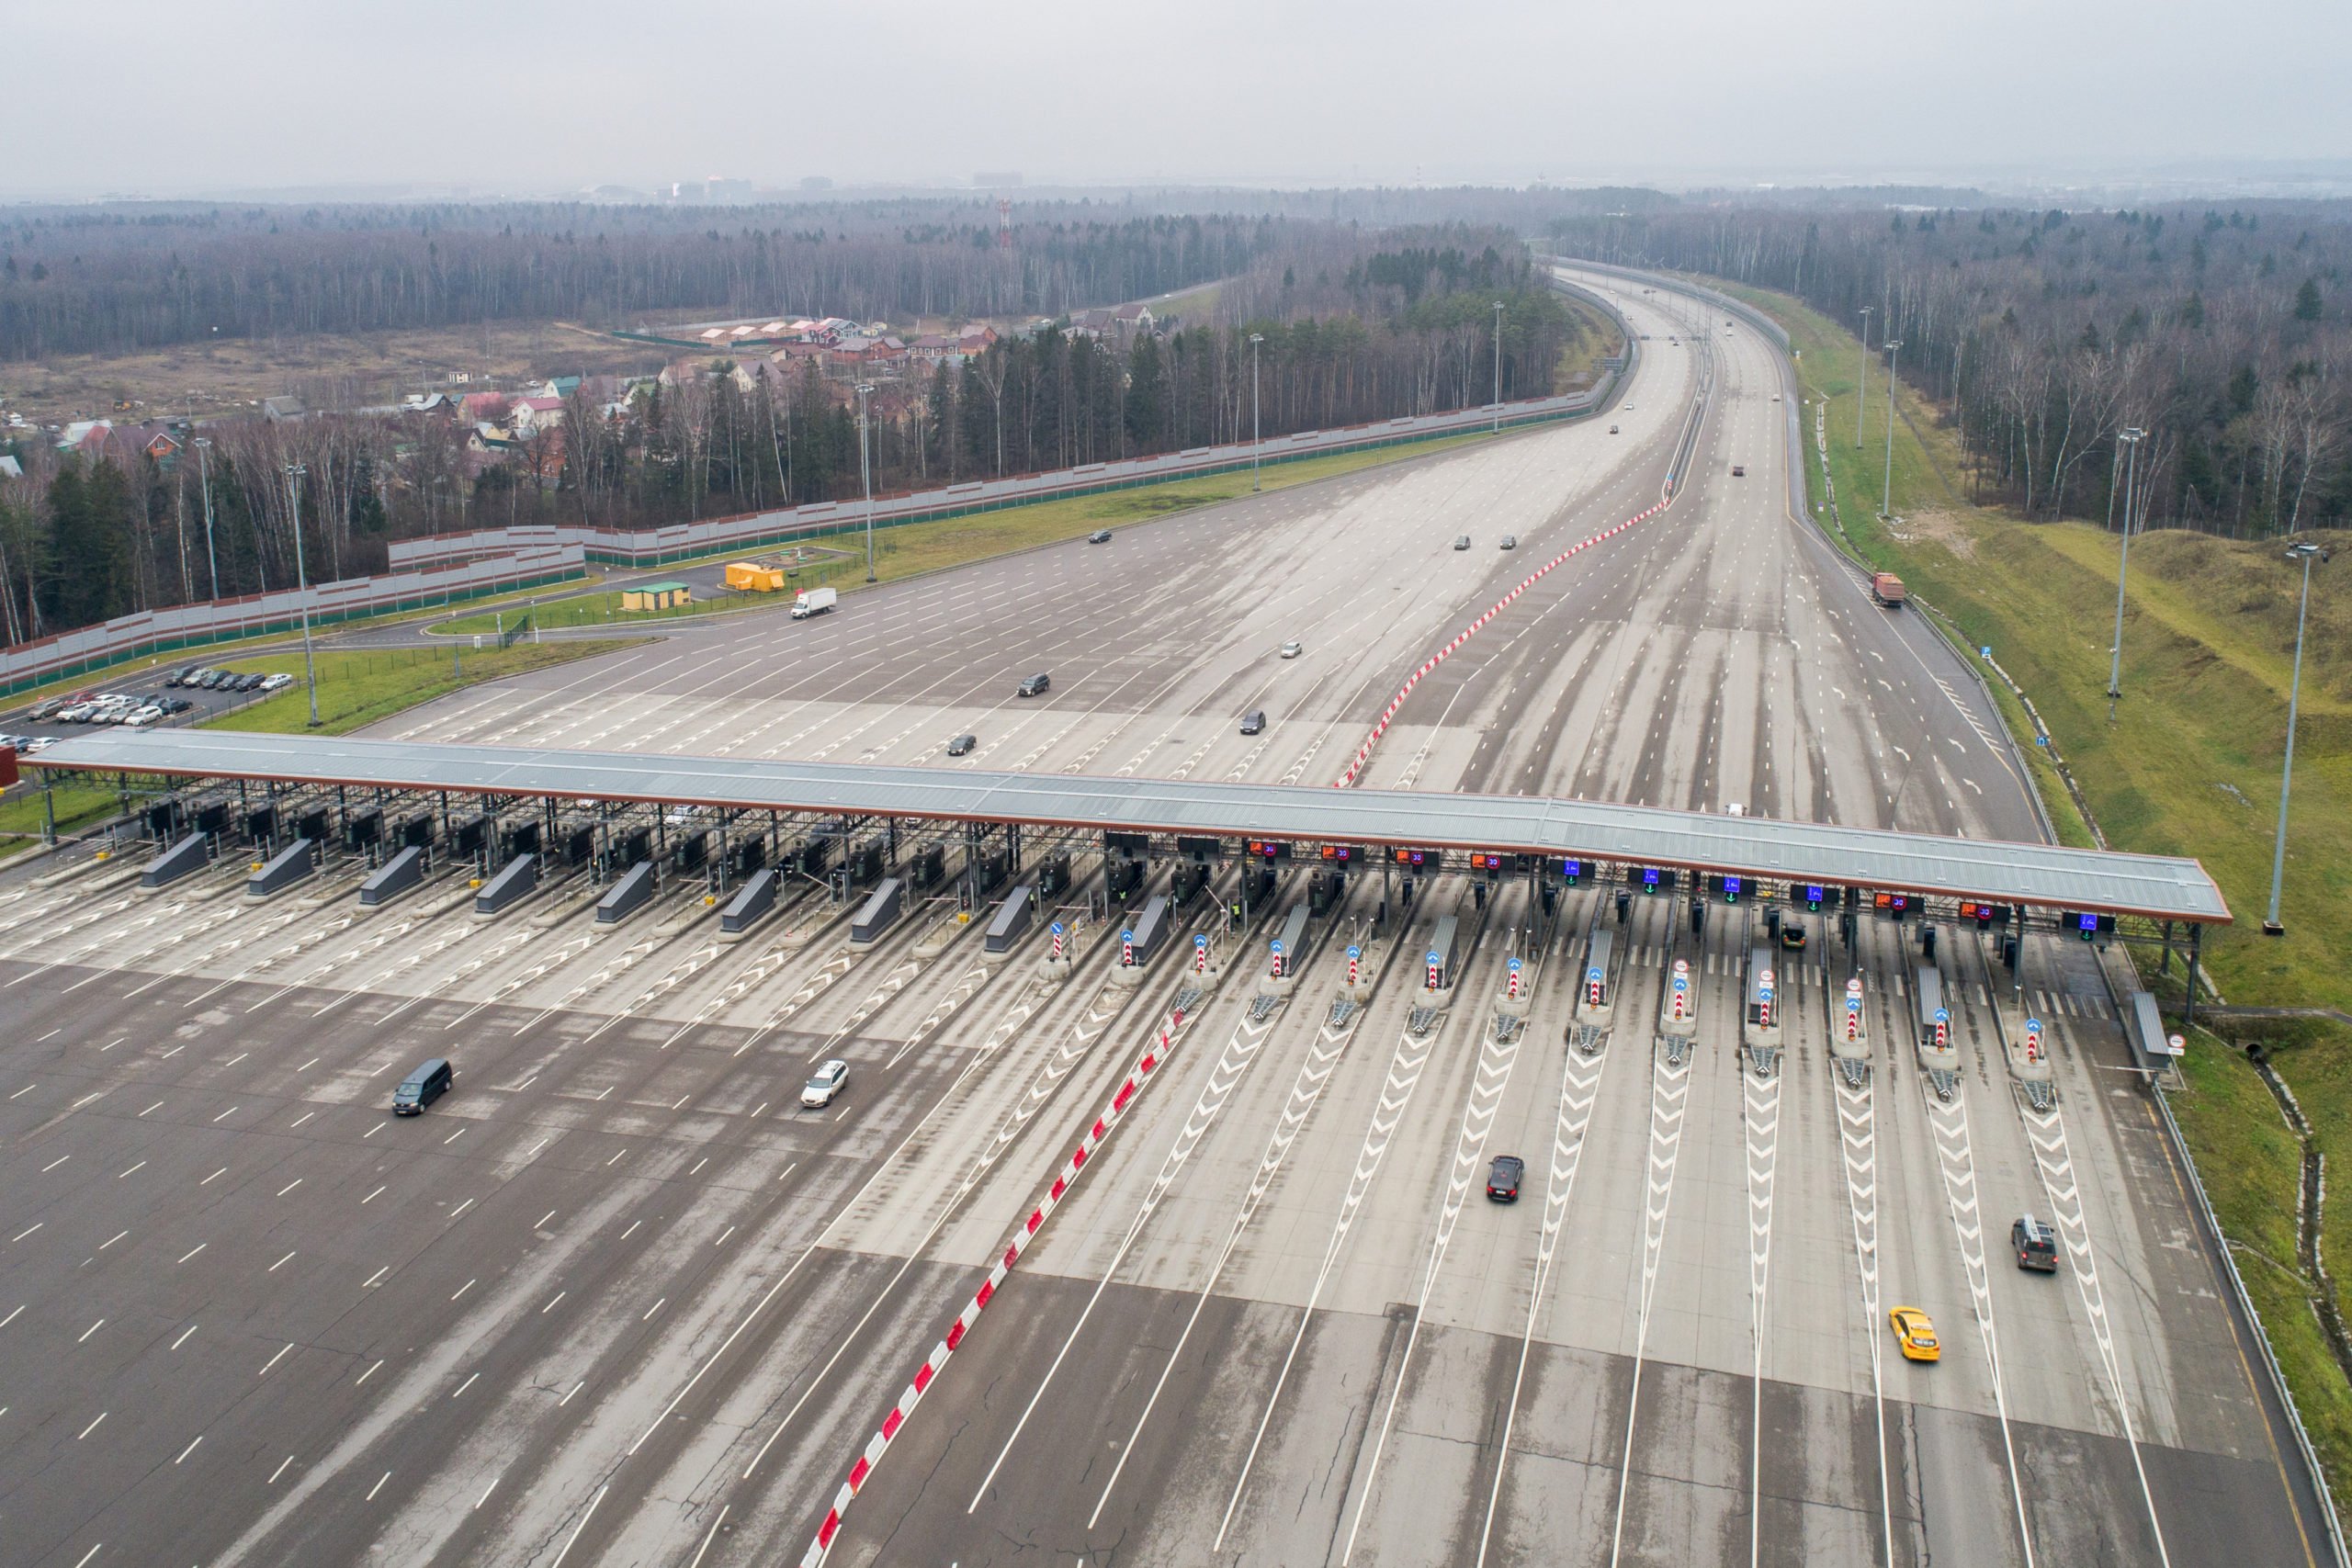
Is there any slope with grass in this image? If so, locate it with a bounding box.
[1733,275,2352,1518]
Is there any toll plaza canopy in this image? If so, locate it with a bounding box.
[27,729,2231,924]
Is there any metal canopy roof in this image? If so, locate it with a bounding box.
[26,729,2231,923]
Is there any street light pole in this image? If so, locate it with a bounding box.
[2107,426,2145,719]
[1855,306,1872,448]
[1249,333,1265,492]
[856,382,877,582]
[283,463,319,728]
[193,437,220,600]
[1880,339,1903,517]
[2263,542,2329,935]
[1491,300,1505,434]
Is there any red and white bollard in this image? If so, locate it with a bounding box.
[2025,1018,2042,1064]
[1121,930,1135,967]
[1050,920,1066,962]
[1507,956,1522,1000]
[1347,944,1362,988]
[1194,934,1208,975]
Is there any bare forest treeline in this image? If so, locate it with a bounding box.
[0,223,1601,645]
[1552,201,2352,535]
[0,200,1274,360]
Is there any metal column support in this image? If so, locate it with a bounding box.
[1009,821,1023,874]
[2184,923,2203,1030]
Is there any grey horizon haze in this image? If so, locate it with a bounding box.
[1,0,2347,197]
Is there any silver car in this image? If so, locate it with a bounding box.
[801,1059,849,1109]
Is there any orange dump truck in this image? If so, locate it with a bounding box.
[1870,571,1907,608]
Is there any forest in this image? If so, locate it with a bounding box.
[0,222,1596,645]
[1547,198,2352,536]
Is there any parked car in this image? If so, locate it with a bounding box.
[945,733,978,757]
[801,1058,849,1109]
[238,672,266,692]
[1486,1154,1525,1202]
[1889,1306,1940,1362]
[1088,529,1113,544]
[24,737,54,753]
[1279,640,1304,660]
[168,665,202,686]
[1016,672,1050,697]
[259,672,293,692]
[162,697,193,715]
[123,707,163,728]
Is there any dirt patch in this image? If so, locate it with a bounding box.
[1891,506,1979,562]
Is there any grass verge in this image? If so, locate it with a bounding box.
[1734,276,2352,1517]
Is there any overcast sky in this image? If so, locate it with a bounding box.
[5,0,2347,198]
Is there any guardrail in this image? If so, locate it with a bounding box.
[386,380,1623,573]
[1,546,587,702]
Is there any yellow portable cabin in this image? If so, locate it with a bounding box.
[725,561,786,592]
[621,581,693,613]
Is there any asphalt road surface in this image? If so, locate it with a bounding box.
[0,270,2324,1568]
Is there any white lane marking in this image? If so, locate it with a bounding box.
[1607,1040,1693,1568]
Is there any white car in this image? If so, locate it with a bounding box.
[25,737,54,753]
[801,1059,849,1109]
[260,672,293,692]
[123,707,162,728]
[1279,640,1303,660]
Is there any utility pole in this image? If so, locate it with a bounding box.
[1491,300,1505,433]
[1880,340,1903,517]
[2264,542,2329,935]
[193,437,220,600]
[2106,426,2145,720]
[284,463,320,727]
[1855,306,1872,448]
[856,381,877,582]
[1249,333,1265,492]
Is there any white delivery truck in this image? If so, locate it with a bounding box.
[790,586,837,619]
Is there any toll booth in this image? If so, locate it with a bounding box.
[1915,964,1946,1050]
[1307,869,1343,917]
[1124,894,1172,964]
[476,852,538,916]
[969,847,1009,897]
[344,808,383,855]
[1271,902,1310,977]
[399,813,436,851]
[849,877,904,946]
[908,842,945,890]
[142,833,211,889]
[560,824,595,867]
[1583,927,1615,1010]
[293,806,329,844]
[1034,852,1072,899]
[2122,990,2182,1073]
[1170,861,1209,906]
[719,867,779,934]
[191,800,230,837]
[794,836,832,878]
[498,819,539,858]
[357,846,426,907]
[848,837,886,886]
[1106,857,1145,898]
[1745,945,1778,1032]
[596,861,655,923]
[244,804,277,844]
[144,799,182,840]
[1427,913,1462,990]
[672,829,708,874]
[986,884,1036,953]
[730,836,770,879]
[452,814,489,858]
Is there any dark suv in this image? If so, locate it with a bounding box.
[1016,672,1050,697]
[1486,1155,1525,1202]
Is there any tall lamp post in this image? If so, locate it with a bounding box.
[1855,306,1872,448]
[192,437,220,600]
[855,382,877,582]
[283,462,320,728]
[1879,339,1903,517]
[1249,333,1265,491]
[1491,300,1505,433]
[2263,542,2329,935]
[2106,425,2146,719]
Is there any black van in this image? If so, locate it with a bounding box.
[393,1057,454,1115]
[2012,1213,2058,1272]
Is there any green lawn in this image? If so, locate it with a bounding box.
[429,427,1511,637]
[1736,277,2352,1517]
[197,639,643,736]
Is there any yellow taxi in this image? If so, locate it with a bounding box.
[1889,1306,1940,1362]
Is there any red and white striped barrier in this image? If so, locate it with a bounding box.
[798,1002,1198,1567]
[1333,495,1675,788]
